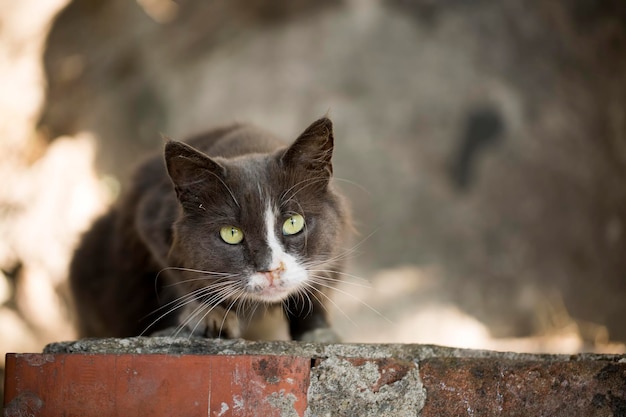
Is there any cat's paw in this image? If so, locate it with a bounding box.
[179,304,241,339]
[298,327,341,343]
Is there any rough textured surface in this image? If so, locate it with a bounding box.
[421,358,626,417]
[4,354,310,417]
[34,337,626,416]
[306,357,424,417]
[43,337,625,362]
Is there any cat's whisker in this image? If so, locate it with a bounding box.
[235,296,244,320]
[237,296,257,326]
[147,283,231,319]
[282,287,314,321]
[279,177,321,203]
[302,288,315,317]
[304,267,372,283]
[307,273,372,289]
[159,266,238,277]
[140,286,216,335]
[235,295,248,323]
[280,177,329,205]
[182,299,222,338]
[320,230,378,264]
[179,285,242,337]
[244,297,262,326]
[153,267,238,300]
[282,299,295,319]
[218,290,245,337]
[306,287,335,319]
[301,284,359,328]
[142,280,242,335]
[331,176,371,196]
[306,278,394,325]
[164,275,240,288]
[296,241,374,280]
[146,285,213,319]
[175,301,211,338]
[293,287,311,317]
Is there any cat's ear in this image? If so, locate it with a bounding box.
[164,140,225,198]
[281,117,334,179]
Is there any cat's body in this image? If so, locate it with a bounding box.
[69,118,350,341]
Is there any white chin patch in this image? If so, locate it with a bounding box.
[244,206,308,303]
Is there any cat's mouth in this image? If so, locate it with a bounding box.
[249,286,293,303]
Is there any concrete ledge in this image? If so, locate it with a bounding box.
[3,337,626,416]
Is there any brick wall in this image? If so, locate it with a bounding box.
[4,338,626,416]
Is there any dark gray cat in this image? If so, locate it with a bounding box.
[69,117,351,341]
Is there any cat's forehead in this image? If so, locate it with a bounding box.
[214,151,323,217]
[226,153,276,182]
[222,153,285,201]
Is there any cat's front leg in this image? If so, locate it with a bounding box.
[178,302,241,339]
[284,294,340,342]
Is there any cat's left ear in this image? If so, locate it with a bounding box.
[281,117,334,179]
[164,140,226,200]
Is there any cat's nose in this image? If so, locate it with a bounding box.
[261,262,285,284]
[261,271,278,285]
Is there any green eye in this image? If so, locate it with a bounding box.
[220,226,244,244]
[282,214,305,236]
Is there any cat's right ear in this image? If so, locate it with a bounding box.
[281,117,334,180]
[164,141,225,199]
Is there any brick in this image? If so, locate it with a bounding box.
[4,354,309,417]
[420,358,626,417]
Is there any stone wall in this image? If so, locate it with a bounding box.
[4,338,626,416]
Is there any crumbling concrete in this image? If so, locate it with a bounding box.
[306,357,424,417]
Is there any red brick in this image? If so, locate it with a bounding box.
[420,358,626,417]
[4,354,309,417]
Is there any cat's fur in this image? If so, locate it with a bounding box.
[69,117,351,341]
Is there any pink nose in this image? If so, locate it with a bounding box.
[262,271,278,285]
[262,262,285,285]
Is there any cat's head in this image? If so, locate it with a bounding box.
[164,118,350,304]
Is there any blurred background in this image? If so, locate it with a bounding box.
[2,0,626,396]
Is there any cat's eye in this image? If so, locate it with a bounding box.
[282,214,305,236]
[220,226,244,244]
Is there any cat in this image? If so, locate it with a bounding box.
[69,117,351,342]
